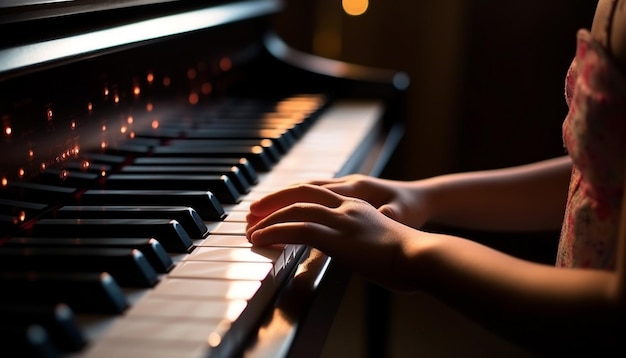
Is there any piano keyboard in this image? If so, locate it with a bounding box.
[0,94,384,358]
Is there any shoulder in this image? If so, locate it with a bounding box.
[591,0,626,72]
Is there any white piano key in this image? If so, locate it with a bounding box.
[126,295,248,321]
[84,338,209,358]
[208,221,247,235]
[94,316,224,343]
[223,210,247,222]
[186,246,279,263]
[151,278,261,300]
[170,261,272,281]
[197,234,251,247]
[236,191,268,202]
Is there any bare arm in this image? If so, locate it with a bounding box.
[309,155,572,232]
[422,155,571,231]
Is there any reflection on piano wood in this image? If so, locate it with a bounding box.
[0,1,407,357]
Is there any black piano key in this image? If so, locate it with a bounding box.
[5,237,173,273]
[0,198,48,219]
[151,145,274,172]
[79,153,126,165]
[132,157,259,185]
[0,247,158,288]
[135,128,295,152]
[120,165,251,194]
[0,182,77,202]
[168,138,282,161]
[0,271,128,314]
[79,189,225,221]
[194,119,304,139]
[55,205,208,240]
[183,128,296,153]
[102,143,151,155]
[62,161,112,174]
[0,303,87,352]
[0,323,58,358]
[103,174,240,204]
[36,169,99,187]
[32,218,194,253]
[120,137,162,147]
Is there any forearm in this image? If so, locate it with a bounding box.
[406,232,623,354]
[420,155,572,231]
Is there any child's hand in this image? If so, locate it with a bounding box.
[245,184,424,291]
[308,174,432,229]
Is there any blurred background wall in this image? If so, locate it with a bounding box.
[271,0,597,180]
[269,1,599,356]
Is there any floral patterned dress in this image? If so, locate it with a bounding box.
[557,28,626,269]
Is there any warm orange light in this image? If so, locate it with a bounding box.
[114,94,120,104]
[133,85,141,97]
[208,332,221,348]
[151,120,159,129]
[70,121,76,130]
[47,109,53,121]
[187,68,197,80]
[147,72,154,84]
[343,0,368,16]
[100,170,106,177]
[103,87,109,96]
[188,92,199,105]
[18,168,25,177]
[127,116,134,124]
[121,126,128,134]
[82,161,90,169]
[4,127,11,135]
[87,102,93,111]
[219,57,232,71]
[201,82,212,95]
[28,150,34,158]
[1,177,7,187]
[146,103,153,112]
[101,141,107,149]
[18,211,26,222]
[101,125,107,132]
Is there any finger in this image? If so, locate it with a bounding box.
[247,202,341,236]
[307,177,345,186]
[248,184,344,216]
[249,222,339,250]
[245,212,264,230]
[319,182,359,197]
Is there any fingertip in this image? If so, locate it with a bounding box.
[248,199,260,212]
[248,229,263,246]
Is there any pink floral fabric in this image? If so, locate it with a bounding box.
[557,29,626,269]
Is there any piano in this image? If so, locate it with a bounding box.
[0,0,408,357]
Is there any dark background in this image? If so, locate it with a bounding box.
[272,0,598,180]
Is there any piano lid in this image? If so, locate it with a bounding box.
[0,0,283,79]
[0,0,261,24]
